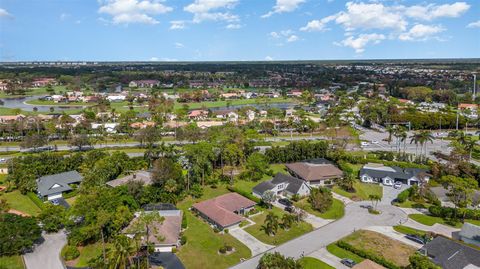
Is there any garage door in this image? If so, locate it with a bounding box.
[48,193,62,200]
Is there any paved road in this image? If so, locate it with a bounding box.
[230,200,407,269]
[24,231,67,269]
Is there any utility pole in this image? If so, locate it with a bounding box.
[474,74,477,100]
[456,110,459,130]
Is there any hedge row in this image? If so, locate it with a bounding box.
[27,192,45,210]
[226,186,261,203]
[429,205,480,220]
[336,241,400,269]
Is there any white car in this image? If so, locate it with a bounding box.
[361,142,370,147]
[371,140,379,144]
[393,182,402,189]
[0,158,5,163]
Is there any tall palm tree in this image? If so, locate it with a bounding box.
[107,235,136,269]
[410,133,421,157]
[419,131,434,159]
[399,129,408,153]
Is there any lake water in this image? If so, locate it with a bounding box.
[0,95,86,113]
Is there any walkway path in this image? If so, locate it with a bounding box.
[24,231,67,269]
[402,219,460,238]
[229,227,274,256]
[332,192,354,205]
[308,248,349,269]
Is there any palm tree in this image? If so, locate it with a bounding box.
[106,235,136,269]
[410,133,421,157]
[419,131,434,159]
[281,214,294,230]
[261,212,279,236]
[368,194,381,211]
[399,130,408,154]
[386,125,394,149]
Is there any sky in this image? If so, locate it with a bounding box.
[0,0,479,61]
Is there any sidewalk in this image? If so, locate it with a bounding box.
[403,219,460,238]
[332,192,354,205]
[308,248,349,269]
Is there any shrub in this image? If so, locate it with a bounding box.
[26,192,45,209]
[180,235,187,245]
[336,241,400,269]
[219,246,227,254]
[213,228,220,233]
[224,228,229,234]
[61,245,80,261]
[226,186,261,203]
[308,187,333,213]
[181,212,188,229]
[172,247,177,253]
[396,189,410,203]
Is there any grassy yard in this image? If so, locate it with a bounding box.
[466,219,480,226]
[332,181,383,201]
[173,97,296,110]
[394,199,433,209]
[326,243,364,263]
[294,198,345,220]
[176,185,251,269]
[244,207,313,245]
[0,255,24,269]
[0,190,42,216]
[408,214,462,228]
[393,225,428,237]
[298,257,334,269]
[232,164,287,194]
[341,230,417,267]
[73,242,108,267]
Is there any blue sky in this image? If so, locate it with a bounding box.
[0,0,479,61]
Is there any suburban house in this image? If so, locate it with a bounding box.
[252,173,310,198]
[192,193,256,230]
[36,171,83,200]
[421,236,480,269]
[129,80,160,88]
[123,203,182,252]
[431,186,480,209]
[359,163,430,186]
[285,159,343,187]
[188,110,209,120]
[106,170,153,188]
[0,114,26,124]
[458,223,480,247]
[214,110,239,122]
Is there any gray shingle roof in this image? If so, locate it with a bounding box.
[252,173,308,196]
[422,236,480,269]
[36,171,83,197]
[360,165,429,181]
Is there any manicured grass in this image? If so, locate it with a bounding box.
[0,190,42,216]
[466,219,480,226]
[341,230,417,267]
[75,242,107,267]
[393,225,428,237]
[332,181,383,201]
[173,98,296,110]
[176,185,251,269]
[408,214,462,228]
[244,207,313,245]
[294,198,345,220]
[298,257,334,269]
[394,199,432,209]
[232,164,287,194]
[0,255,24,269]
[326,243,364,264]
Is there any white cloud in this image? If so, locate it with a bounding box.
[287,35,299,42]
[334,2,407,31]
[0,8,13,18]
[98,0,172,25]
[184,0,239,23]
[150,57,159,61]
[300,15,336,32]
[265,56,274,61]
[403,2,470,21]
[338,33,385,53]
[174,42,185,48]
[398,24,445,41]
[150,57,178,61]
[262,0,305,18]
[467,20,480,28]
[226,23,242,29]
[170,20,186,29]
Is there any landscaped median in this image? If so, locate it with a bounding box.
[294,198,345,220]
[408,214,463,228]
[327,230,418,269]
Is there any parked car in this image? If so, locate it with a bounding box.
[393,182,402,189]
[284,206,295,213]
[371,140,379,144]
[341,258,356,267]
[361,142,370,147]
[0,158,5,163]
[50,199,60,206]
[278,198,293,207]
[405,234,426,244]
[360,204,373,210]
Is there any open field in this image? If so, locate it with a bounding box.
[326,243,364,263]
[176,185,251,269]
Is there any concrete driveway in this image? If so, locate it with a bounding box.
[229,227,274,256]
[24,231,67,269]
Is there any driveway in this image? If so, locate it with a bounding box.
[230,202,407,269]
[229,227,274,256]
[24,231,67,269]
[308,248,349,269]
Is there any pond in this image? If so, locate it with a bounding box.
[0,95,87,113]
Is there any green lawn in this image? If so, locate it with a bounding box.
[244,207,313,245]
[233,164,287,194]
[408,214,462,228]
[393,225,428,237]
[0,190,42,216]
[294,198,345,220]
[298,257,334,269]
[0,255,24,269]
[173,97,296,110]
[466,219,480,226]
[332,181,383,201]
[74,242,107,267]
[176,185,251,269]
[25,99,90,106]
[326,243,364,263]
[394,199,432,209]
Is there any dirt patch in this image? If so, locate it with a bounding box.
[342,230,417,267]
[8,209,30,217]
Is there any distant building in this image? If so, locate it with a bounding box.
[129,80,160,88]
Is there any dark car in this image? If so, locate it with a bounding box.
[284,206,294,213]
[278,198,293,207]
[405,234,426,245]
[340,258,356,267]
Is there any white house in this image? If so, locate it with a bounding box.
[106,95,126,102]
[252,173,311,198]
[359,163,430,186]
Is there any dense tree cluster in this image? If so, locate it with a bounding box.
[265,141,328,163]
[0,213,42,255]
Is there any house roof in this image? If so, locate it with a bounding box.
[459,223,480,242]
[123,211,182,246]
[106,171,153,188]
[192,193,256,228]
[422,236,480,269]
[286,162,343,182]
[352,259,386,269]
[37,171,83,197]
[360,164,429,181]
[252,173,308,195]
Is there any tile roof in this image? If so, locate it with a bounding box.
[192,193,256,228]
[124,212,182,246]
[286,162,343,182]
